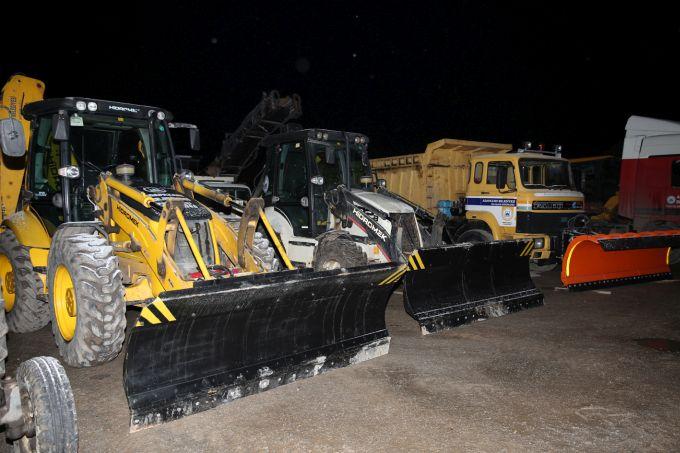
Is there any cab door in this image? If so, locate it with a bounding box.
[466,159,518,231]
[270,141,314,237]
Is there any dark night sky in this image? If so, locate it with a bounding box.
[4,2,679,160]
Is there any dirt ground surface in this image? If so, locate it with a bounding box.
[3,269,680,452]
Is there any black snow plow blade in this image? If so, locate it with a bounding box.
[402,240,544,334]
[124,263,399,431]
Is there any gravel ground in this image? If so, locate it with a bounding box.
[3,268,680,452]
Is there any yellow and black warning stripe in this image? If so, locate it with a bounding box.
[520,239,535,257]
[379,264,409,285]
[408,250,426,271]
[379,251,427,286]
[135,297,177,327]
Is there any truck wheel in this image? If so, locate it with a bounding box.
[670,249,680,266]
[47,230,126,367]
[12,356,78,453]
[457,228,493,244]
[313,232,368,271]
[0,230,49,333]
[530,260,559,272]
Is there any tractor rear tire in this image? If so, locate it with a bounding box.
[0,230,49,333]
[0,299,7,378]
[12,356,78,453]
[47,231,126,367]
[313,232,368,271]
[457,228,493,244]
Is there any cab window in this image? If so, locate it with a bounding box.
[486,162,516,189]
[473,162,483,183]
[672,159,680,187]
[276,142,307,201]
[274,142,311,237]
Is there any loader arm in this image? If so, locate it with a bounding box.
[173,173,295,270]
[91,173,264,297]
[0,75,45,221]
[324,185,401,262]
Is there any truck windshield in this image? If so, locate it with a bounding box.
[310,140,371,190]
[310,140,345,190]
[519,159,574,189]
[30,113,174,225]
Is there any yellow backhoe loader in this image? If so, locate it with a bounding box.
[0,75,400,431]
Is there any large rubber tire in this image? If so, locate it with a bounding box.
[47,230,126,367]
[12,356,78,453]
[457,228,493,244]
[0,298,7,378]
[0,230,49,333]
[670,249,680,266]
[313,232,368,271]
[530,260,559,273]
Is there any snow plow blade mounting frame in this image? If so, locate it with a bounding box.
[561,230,680,290]
[124,263,399,431]
[401,240,544,334]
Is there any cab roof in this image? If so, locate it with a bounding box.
[261,128,368,146]
[22,97,173,121]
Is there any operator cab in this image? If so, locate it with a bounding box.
[22,98,184,228]
[259,129,371,238]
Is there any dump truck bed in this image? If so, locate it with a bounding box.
[370,139,512,215]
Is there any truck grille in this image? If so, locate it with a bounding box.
[516,212,574,235]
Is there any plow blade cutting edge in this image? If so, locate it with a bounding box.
[401,240,544,334]
[561,230,680,289]
[124,263,400,431]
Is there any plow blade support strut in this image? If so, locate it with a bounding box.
[561,230,680,289]
[402,240,544,334]
[124,264,399,431]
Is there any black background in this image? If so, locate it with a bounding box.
[3,2,678,161]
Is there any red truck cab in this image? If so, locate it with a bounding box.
[619,116,680,230]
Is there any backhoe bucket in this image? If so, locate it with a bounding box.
[561,230,680,289]
[124,263,399,431]
[401,240,544,334]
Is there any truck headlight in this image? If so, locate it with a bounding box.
[534,238,545,249]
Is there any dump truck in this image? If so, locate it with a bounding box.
[371,139,586,268]
[186,121,544,334]
[0,74,402,430]
[560,116,680,288]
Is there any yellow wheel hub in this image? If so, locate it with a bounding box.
[54,265,77,341]
[0,254,16,312]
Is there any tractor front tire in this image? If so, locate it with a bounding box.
[0,299,7,378]
[12,356,78,453]
[0,230,49,333]
[47,231,126,367]
[313,232,368,271]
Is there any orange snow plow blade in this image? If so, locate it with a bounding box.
[561,230,680,289]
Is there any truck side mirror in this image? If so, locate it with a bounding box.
[0,118,26,157]
[52,111,70,141]
[496,167,507,189]
[190,128,200,151]
[377,178,387,189]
